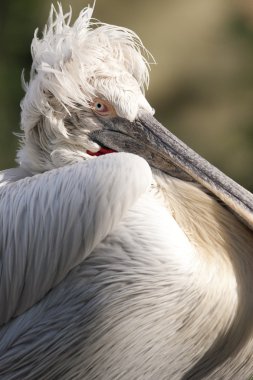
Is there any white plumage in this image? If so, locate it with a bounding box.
[0,4,253,380]
[18,4,152,173]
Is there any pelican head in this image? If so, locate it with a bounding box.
[18,4,153,172]
[18,4,253,229]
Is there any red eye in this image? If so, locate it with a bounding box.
[92,98,116,116]
[94,101,108,113]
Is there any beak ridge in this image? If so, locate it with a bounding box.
[91,111,253,230]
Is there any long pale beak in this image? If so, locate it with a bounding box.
[90,111,253,230]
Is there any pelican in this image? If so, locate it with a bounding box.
[0,4,253,379]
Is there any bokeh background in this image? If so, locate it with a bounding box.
[0,0,253,190]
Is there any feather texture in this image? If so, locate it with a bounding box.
[0,153,151,324]
[17,4,154,173]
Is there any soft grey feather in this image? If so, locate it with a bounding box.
[0,153,151,325]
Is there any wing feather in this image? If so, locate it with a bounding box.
[0,153,151,324]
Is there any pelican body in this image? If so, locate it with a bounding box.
[0,5,253,380]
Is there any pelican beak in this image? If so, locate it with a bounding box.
[90,110,253,230]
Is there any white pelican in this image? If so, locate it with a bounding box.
[0,4,253,380]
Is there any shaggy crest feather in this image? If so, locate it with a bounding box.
[17,3,153,173]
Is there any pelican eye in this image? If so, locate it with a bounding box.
[95,102,107,111]
[92,98,116,117]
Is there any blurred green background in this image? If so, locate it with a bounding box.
[0,0,253,190]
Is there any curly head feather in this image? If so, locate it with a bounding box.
[17,3,154,173]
